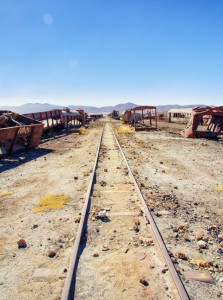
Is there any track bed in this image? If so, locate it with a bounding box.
[73,123,179,300]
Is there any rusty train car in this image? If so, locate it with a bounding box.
[182,106,223,138]
[0,111,44,158]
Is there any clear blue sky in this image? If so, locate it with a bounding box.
[0,0,223,107]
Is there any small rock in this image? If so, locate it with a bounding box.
[185,270,215,284]
[96,210,108,220]
[197,240,208,249]
[171,257,177,264]
[213,262,219,268]
[195,230,204,241]
[155,212,162,217]
[17,239,27,249]
[139,237,153,246]
[138,252,147,260]
[75,217,81,223]
[63,268,67,273]
[133,226,139,233]
[102,245,110,251]
[74,176,78,180]
[208,225,218,231]
[104,207,110,211]
[139,276,148,285]
[93,253,99,257]
[177,252,187,260]
[217,248,223,255]
[162,268,168,274]
[48,250,56,258]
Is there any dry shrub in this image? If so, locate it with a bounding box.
[117,125,132,134]
[79,126,86,135]
[32,194,70,213]
[216,186,223,191]
[0,191,13,197]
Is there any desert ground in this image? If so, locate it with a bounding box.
[114,120,223,300]
[0,119,222,300]
[0,122,102,300]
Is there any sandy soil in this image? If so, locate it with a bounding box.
[0,122,102,300]
[114,120,223,300]
[1,118,223,300]
[75,123,177,300]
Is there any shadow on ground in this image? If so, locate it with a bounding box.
[40,127,81,144]
[0,148,54,173]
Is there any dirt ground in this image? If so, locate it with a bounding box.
[114,120,223,300]
[74,123,176,300]
[0,119,223,300]
[0,122,102,300]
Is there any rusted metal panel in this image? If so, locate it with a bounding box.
[28,124,45,148]
[122,110,132,123]
[25,110,63,132]
[24,109,87,131]
[0,111,44,158]
[121,106,157,131]
[182,106,223,138]
[131,105,156,110]
[168,108,193,124]
[158,112,168,122]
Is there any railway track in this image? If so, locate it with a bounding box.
[61,120,189,300]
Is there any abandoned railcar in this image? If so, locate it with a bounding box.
[168,108,193,124]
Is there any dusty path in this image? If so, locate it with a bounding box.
[1,118,222,300]
[0,123,102,300]
[114,121,223,300]
[74,122,177,300]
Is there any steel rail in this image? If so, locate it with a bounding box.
[61,124,105,300]
[110,122,190,300]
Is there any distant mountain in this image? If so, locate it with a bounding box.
[69,105,101,113]
[0,103,63,114]
[0,102,139,114]
[0,102,208,114]
[70,102,139,113]
[156,104,205,112]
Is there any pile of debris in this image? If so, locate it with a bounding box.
[0,110,44,157]
[0,112,24,128]
[182,106,223,138]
